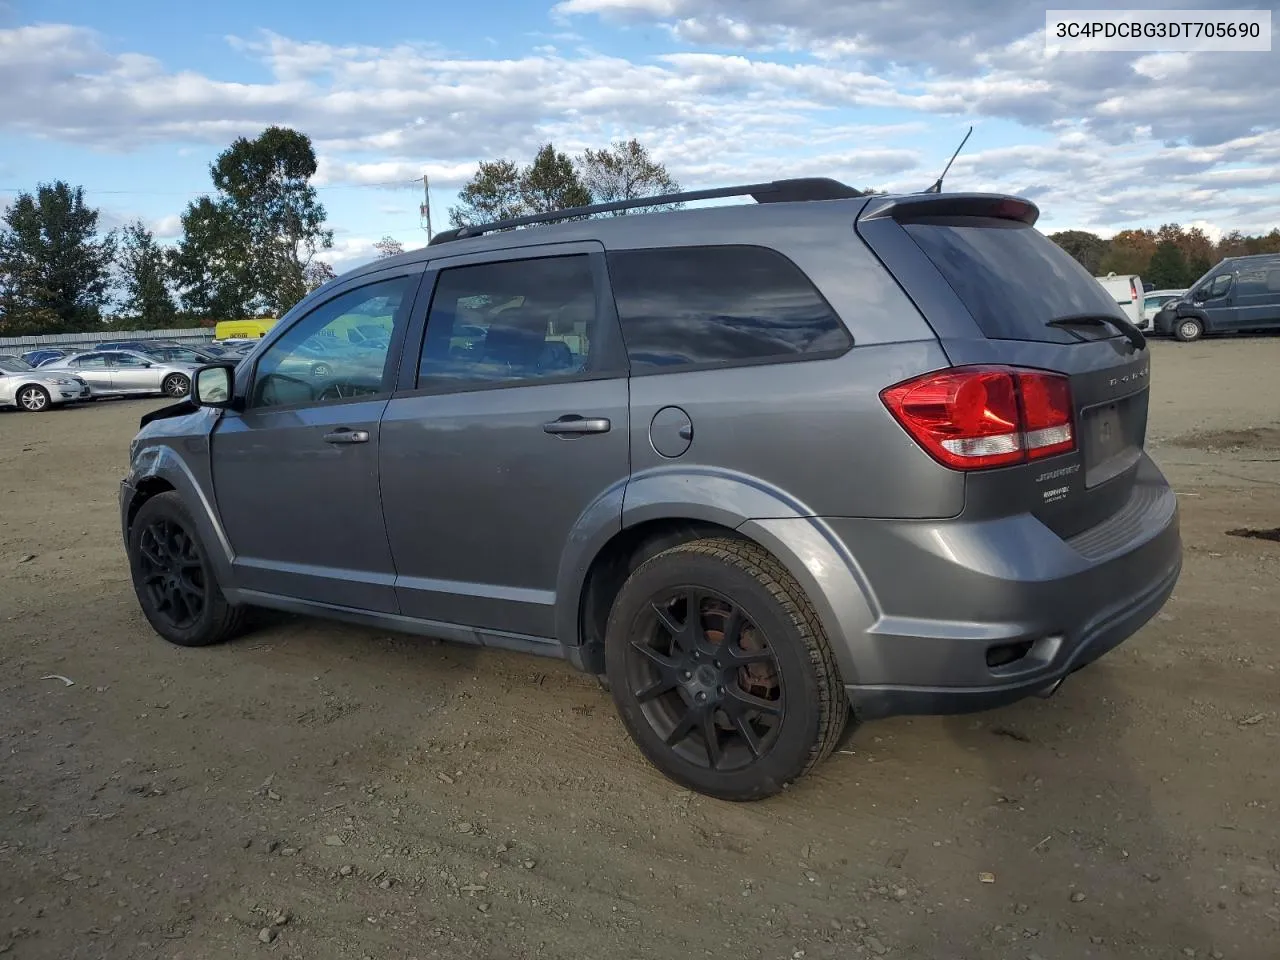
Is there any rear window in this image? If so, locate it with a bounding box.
[902,217,1127,342]
[607,245,851,371]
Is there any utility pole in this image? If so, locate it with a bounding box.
[419,174,433,239]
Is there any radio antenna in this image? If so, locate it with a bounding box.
[923,125,973,194]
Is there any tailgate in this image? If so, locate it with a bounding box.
[856,194,1152,537]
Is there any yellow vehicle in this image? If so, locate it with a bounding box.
[214,318,276,341]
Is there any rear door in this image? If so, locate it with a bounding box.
[69,352,114,392]
[379,242,630,640]
[107,352,162,393]
[857,196,1155,538]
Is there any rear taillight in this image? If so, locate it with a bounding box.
[880,365,1075,471]
[1130,278,1139,302]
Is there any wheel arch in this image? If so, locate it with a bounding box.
[124,444,235,584]
[557,470,876,687]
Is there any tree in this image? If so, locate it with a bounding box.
[304,260,336,291]
[374,236,405,259]
[0,180,115,335]
[116,219,176,327]
[1098,228,1157,276]
[449,159,526,227]
[172,126,333,320]
[520,144,592,216]
[170,196,257,321]
[1146,240,1189,289]
[449,144,592,227]
[1049,230,1109,275]
[577,138,681,214]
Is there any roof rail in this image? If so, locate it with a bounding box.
[428,177,867,245]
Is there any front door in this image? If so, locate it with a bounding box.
[209,270,425,612]
[69,352,114,392]
[1195,272,1237,330]
[379,244,630,641]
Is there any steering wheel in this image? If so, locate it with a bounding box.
[316,380,380,402]
[256,372,316,407]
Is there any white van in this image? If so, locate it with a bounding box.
[1094,273,1148,329]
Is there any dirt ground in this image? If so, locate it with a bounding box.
[1,337,1278,960]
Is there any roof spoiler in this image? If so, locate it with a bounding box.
[859,192,1040,226]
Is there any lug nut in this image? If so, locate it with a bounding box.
[696,691,708,703]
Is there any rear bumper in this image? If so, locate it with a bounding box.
[828,454,1182,720]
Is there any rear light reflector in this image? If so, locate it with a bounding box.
[881,365,1075,471]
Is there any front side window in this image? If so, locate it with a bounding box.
[249,276,414,408]
[73,354,108,368]
[417,254,597,387]
[1203,274,1233,299]
[606,245,851,370]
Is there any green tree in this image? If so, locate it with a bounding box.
[116,219,176,327]
[374,235,405,258]
[520,143,592,217]
[449,144,592,227]
[449,159,525,227]
[1146,240,1189,289]
[1049,229,1109,275]
[170,196,257,321]
[576,138,682,214]
[304,260,336,291]
[0,180,115,335]
[172,126,333,320]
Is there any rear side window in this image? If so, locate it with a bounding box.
[607,245,851,371]
[902,217,1127,342]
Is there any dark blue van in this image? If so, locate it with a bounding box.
[1155,253,1280,342]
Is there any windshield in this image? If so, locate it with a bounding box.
[0,357,35,372]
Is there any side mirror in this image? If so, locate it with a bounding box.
[193,363,236,408]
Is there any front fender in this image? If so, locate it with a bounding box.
[123,409,235,584]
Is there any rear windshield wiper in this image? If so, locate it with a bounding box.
[1045,314,1146,350]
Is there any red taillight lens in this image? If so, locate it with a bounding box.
[881,366,1075,471]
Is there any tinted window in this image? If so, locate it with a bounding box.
[903,217,1127,343]
[1203,274,1233,298]
[250,276,414,408]
[74,354,108,368]
[417,254,598,387]
[607,245,849,370]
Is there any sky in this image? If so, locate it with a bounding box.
[2,0,1279,273]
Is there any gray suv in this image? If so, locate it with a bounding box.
[120,179,1182,801]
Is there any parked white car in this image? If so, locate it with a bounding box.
[1094,273,1148,329]
[0,355,91,412]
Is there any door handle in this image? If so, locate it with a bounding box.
[543,415,611,435]
[323,428,370,444]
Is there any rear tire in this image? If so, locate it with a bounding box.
[162,373,190,398]
[127,491,246,647]
[1174,317,1204,342]
[604,537,848,801]
[17,385,51,412]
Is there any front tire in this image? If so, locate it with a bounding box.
[604,537,848,801]
[127,491,245,647]
[162,373,190,398]
[1174,317,1204,342]
[17,385,51,412]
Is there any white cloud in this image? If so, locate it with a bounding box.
[2,7,1278,240]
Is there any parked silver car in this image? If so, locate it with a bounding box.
[42,349,198,399]
[0,355,91,411]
